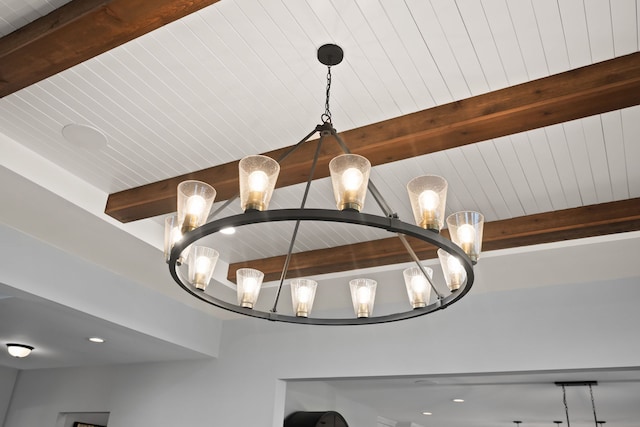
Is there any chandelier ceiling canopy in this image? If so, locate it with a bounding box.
[165,44,484,325]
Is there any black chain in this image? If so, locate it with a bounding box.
[321,66,332,124]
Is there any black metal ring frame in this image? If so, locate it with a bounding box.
[169,208,475,325]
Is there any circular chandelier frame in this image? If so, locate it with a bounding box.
[169,208,475,325]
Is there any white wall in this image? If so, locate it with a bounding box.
[286,381,379,426]
[4,276,640,427]
[285,381,338,415]
[0,365,17,426]
[0,223,222,358]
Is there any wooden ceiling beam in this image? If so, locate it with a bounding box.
[227,198,640,283]
[105,52,640,223]
[0,0,220,98]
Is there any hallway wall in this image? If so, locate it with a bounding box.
[3,276,640,427]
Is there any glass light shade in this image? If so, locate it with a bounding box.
[7,344,33,358]
[437,249,467,291]
[349,278,377,318]
[407,175,448,231]
[290,278,318,317]
[329,154,371,212]
[164,215,190,264]
[402,266,433,309]
[188,246,219,291]
[177,180,216,234]
[236,268,264,309]
[239,155,280,211]
[446,211,484,262]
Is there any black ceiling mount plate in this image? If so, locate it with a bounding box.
[555,381,598,386]
[317,44,343,66]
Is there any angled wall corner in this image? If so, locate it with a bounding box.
[0,223,222,359]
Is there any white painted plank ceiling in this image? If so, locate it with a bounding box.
[0,0,638,264]
[0,0,70,36]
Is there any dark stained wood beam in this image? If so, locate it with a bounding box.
[227,198,640,282]
[105,52,640,223]
[0,0,221,98]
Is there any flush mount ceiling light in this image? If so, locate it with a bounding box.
[165,44,484,325]
[6,343,34,358]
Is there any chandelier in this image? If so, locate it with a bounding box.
[165,44,484,325]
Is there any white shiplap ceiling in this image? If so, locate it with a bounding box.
[1,0,639,265]
[1,2,640,426]
[0,0,70,36]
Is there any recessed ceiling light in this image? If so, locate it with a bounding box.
[422,411,432,416]
[61,123,108,151]
[6,343,34,358]
[88,337,105,343]
[452,398,465,403]
[220,227,236,235]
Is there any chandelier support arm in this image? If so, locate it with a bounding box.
[366,178,395,218]
[207,194,239,222]
[272,222,301,313]
[271,137,325,313]
[276,126,322,165]
[397,233,443,300]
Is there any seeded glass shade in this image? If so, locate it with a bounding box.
[236,268,265,309]
[164,214,189,264]
[446,211,484,262]
[7,344,33,358]
[437,249,467,291]
[290,278,318,317]
[177,180,216,234]
[407,175,448,232]
[239,155,280,212]
[329,154,371,212]
[188,246,219,291]
[349,278,377,318]
[402,266,433,308]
